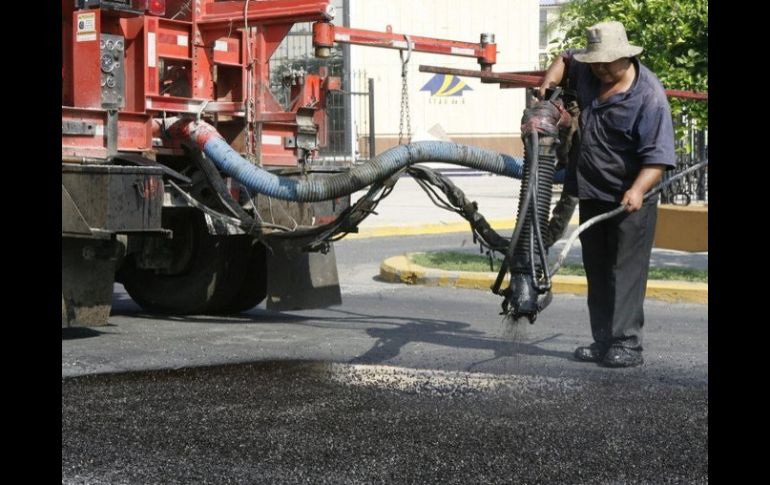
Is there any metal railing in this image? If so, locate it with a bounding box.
[660,119,708,205]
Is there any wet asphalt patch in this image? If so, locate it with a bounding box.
[62,360,707,484]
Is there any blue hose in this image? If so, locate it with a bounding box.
[201,135,556,202]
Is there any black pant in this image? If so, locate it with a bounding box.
[578,198,658,350]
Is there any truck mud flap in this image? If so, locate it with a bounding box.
[266,243,342,311]
[62,238,120,327]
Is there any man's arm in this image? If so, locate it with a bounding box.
[538,54,568,99]
[621,165,666,212]
[624,91,677,212]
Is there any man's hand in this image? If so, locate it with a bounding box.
[538,81,557,100]
[621,188,645,212]
[622,165,666,212]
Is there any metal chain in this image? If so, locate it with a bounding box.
[398,35,412,145]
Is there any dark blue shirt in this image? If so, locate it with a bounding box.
[562,50,676,202]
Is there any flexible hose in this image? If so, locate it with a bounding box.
[548,159,710,276]
[159,117,533,202]
[498,94,572,319]
[508,132,557,285]
[505,133,541,263]
[530,136,558,291]
[492,136,538,296]
[499,129,559,320]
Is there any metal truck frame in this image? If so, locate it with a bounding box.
[61,0,500,326]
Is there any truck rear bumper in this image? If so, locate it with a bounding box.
[62,164,164,237]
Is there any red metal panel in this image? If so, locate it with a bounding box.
[62,108,108,158]
[72,9,103,108]
[119,16,147,113]
[199,0,331,26]
[146,96,201,113]
[146,96,244,114]
[62,108,152,158]
[261,125,301,166]
[62,5,74,107]
[118,112,154,151]
[289,74,322,111]
[63,146,110,159]
[261,23,294,64]
[211,35,243,66]
[199,26,243,67]
[257,113,298,123]
[156,21,192,60]
[192,24,215,100]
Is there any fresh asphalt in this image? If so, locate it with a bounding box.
[63,229,707,484]
[63,358,707,484]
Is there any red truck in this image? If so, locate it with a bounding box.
[62,0,501,326]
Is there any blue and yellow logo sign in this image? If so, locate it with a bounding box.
[420,74,473,97]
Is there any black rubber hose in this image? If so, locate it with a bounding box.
[492,133,538,296]
[529,136,558,290]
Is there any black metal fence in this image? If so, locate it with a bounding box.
[317,69,375,161]
[660,120,708,205]
[268,23,347,158]
[267,0,373,163]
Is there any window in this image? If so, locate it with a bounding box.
[539,8,548,50]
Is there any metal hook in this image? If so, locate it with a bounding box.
[399,34,412,66]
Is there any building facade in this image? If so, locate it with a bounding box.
[347,0,539,157]
[268,0,541,161]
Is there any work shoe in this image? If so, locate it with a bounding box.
[601,346,643,368]
[573,343,606,363]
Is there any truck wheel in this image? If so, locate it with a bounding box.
[224,240,268,313]
[118,212,253,315]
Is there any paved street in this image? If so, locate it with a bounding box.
[63,357,707,484]
[63,234,707,484]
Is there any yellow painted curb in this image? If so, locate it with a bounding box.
[380,254,707,305]
[348,219,515,240]
[348,215,580,240]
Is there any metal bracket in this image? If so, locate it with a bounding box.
[62,121,96,136]
[295,107,318,151]
[106,110,119,156]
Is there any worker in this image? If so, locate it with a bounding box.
[538,21,676,367]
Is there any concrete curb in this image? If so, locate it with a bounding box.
[345,218,517,240]
[380,254,708,305]
[345,214,582,240]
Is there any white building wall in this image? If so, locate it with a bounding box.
[348,0,539,154]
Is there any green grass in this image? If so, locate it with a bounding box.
[409,251,708,283]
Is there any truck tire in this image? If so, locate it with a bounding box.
[118,212,261,315]
[224,240,268,313]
